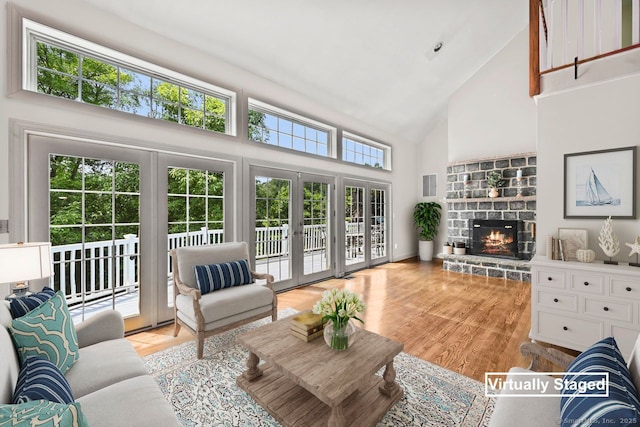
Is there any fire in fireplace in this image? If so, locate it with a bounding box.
[469,220,521,259]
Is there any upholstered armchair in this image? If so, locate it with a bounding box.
[170,242,277,359]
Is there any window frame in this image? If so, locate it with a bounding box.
[22,18,237,136]
[248,98,338,159]
[342,131,391,171]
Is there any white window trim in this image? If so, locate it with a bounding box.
[248,98,337,159]
[342,131,391,171]
[22,18,237,136]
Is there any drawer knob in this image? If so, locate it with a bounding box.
[563,326,568,331]
[627,287,632,292]
[603,307,609,312]
[584,282,589,286]
[547,277,553,281]
[553,298,559,303]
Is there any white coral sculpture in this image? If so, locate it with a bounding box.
[598,216,620,258]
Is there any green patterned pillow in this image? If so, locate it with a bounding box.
[9,291,79,374]
[0,400,89,427]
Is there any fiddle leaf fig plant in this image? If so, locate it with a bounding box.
[413,202,442,241]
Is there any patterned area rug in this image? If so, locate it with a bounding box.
[144,309,495,426]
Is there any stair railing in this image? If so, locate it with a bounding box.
[530,0,640,96]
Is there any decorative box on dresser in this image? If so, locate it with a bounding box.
[530,255,640,360]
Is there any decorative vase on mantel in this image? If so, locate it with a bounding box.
[486,170,504,198]
[324,319,356,351]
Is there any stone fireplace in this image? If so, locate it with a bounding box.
[443,152,536,282]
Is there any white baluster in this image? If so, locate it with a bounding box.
[123,234,137,290]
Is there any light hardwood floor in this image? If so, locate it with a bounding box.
[128,258,534,382]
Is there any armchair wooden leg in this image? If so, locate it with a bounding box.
[272,306,277,321]
[173,320,181,337]
[197,332,205,359]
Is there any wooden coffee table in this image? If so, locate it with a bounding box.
[236,314,404,427]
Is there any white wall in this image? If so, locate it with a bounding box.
[415,117,449,254]
[537,74,640,262]
[431,26,536,262]
[0,1,416,261]
[448,28,536,162]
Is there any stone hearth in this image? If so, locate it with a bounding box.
[443,254,531,282]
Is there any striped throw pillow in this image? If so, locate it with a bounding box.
[9,291,79,374]
[0,400,88,427]
[9,287,56,319]
[12,356,74,405]
[194,260,253,294]
[561,336,640,427]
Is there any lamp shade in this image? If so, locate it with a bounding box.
[0,242,53,284]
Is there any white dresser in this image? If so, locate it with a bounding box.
[530,255,640,360]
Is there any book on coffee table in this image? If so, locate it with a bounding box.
[290,310,325,329]
[290,328,324,342]
[289,310,326,341]
[290,322,324,336]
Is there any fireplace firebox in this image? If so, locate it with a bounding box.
[469,220,521,259]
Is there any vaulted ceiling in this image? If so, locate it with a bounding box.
[79,0,528,145]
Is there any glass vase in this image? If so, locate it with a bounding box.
[324,319,356,350]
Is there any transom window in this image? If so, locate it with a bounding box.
[20,20,393,171]
[23,19,235,135]
[248,99,336,158]
[342,133,389,170]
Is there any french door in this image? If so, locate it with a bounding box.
[342,179,390,273]
[157,154,233,321]
[27,135,234,331]
[28,135,155,331]
[250,166,334,292]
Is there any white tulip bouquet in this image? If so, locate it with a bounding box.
[312,288,365,350]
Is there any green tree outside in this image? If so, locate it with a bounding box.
[39,42,329,250]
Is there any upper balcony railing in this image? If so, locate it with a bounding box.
[530,0,640,96]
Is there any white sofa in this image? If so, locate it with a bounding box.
[0,301,180,427]
[489,338,640,427]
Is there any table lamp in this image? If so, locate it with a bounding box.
[0,242,53,297]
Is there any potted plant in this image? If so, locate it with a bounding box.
[486,170,504,198]
[413,201,442,261]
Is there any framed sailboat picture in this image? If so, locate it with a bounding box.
[564,146,637,219]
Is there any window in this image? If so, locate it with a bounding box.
[342,133,390,170]
[23,19,235,135]
[248,99,336,158]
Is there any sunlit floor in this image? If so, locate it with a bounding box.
[127,258,534,383]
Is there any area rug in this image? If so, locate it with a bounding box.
[144,309,495,426]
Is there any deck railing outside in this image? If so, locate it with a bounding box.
[52,223,334,305]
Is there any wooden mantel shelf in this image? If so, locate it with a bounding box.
[446,196,536,203]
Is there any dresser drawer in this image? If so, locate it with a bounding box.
[535,311,603,349]
[610,277,640,299]
[570,272,604,294]
[536,290,578,312]
[533,268,565,289]
[584,298,633,322]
